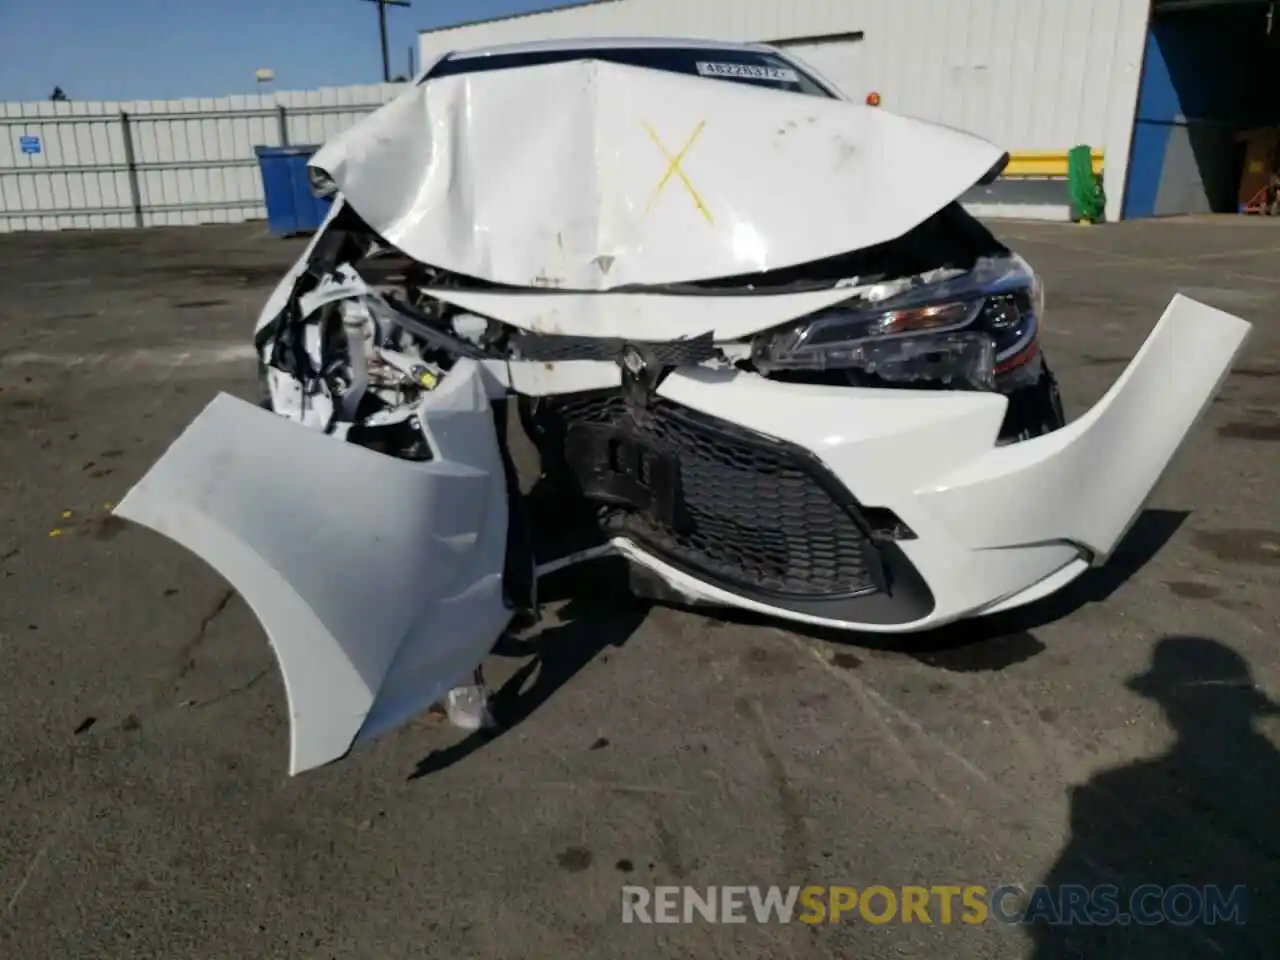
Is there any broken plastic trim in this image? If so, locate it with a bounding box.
[379,293,498,361]
[510,330,717,365]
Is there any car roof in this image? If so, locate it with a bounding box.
[444,36,783,61]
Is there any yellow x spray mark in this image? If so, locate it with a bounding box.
[642,119,714,224]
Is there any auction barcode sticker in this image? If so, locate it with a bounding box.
[695,62,800,83]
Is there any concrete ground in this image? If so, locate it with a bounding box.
[1,217,1278,959]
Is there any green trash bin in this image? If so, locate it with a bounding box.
[1068,145,1106,224]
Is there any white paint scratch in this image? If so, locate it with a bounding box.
[5,809,69,917]
[4,846,47,916]
[791,636,1005,799]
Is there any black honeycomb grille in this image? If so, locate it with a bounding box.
[535,391,885,599]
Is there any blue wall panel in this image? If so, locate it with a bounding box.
[1133,23,1178,124]
[1124,121,1172,219]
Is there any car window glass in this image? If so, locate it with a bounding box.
[425,47,835,98]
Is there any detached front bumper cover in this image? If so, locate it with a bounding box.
[114,295,1250,775]
[114,360,512,775]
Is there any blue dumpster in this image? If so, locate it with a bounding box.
[254,145,333,237]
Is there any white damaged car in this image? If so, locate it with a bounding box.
[114,39,1253,774]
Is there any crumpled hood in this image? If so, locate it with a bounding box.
[310,59,1006,291]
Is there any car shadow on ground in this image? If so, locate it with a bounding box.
[408,508,1188,780]
[408,558,648,781]
[1026,634,1280,957]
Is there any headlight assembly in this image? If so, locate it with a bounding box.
[751,254,1044,391]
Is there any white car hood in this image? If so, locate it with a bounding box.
[309,59,1006,291]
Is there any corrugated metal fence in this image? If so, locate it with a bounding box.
[0,83,405,233]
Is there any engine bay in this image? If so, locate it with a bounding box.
[256,199,1063,466]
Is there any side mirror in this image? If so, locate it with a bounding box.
[308,165,338,198]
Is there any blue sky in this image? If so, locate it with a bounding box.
[0,0,589,103]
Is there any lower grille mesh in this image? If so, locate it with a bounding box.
[535,392,884,599]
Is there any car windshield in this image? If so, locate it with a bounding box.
[427,46,836,98]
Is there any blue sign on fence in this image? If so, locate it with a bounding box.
[19,135,42,155]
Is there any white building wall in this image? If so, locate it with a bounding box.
[420,0,1151,221]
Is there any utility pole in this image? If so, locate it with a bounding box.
[361,0,412,83]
